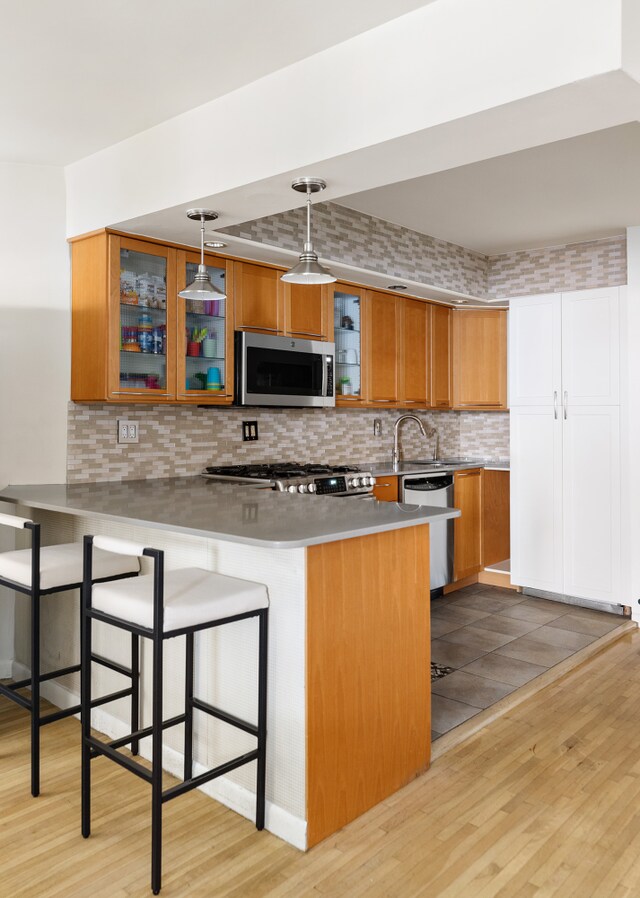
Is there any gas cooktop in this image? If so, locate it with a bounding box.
[201,462,376,496]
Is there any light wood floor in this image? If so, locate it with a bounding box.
[2,629,640,897]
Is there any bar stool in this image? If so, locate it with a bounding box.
[0,512,140,797]
[81,535,269,896]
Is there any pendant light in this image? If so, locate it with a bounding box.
[178,209,227,301]
[281,178,336,284]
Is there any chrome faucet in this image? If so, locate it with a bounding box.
[392,415,428,468]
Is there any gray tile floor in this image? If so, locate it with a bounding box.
[431,584,626,740]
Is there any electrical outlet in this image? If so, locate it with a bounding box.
[373,418,382,437]
[242,420,259,442]
[117,420,139,444]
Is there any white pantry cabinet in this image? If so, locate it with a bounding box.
[509,287,621,606]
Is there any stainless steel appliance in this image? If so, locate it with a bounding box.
[402,473,455,593]
[202,463,375,497]
[234,332,335,408]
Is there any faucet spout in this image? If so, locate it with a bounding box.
[392,414,428,468]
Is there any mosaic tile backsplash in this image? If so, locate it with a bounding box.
[67,404,510,483]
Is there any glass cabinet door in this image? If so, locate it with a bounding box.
[177,253,232,403]
[118,244,172,397]
[334,287,364,404]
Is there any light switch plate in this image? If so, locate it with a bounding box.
[242,421,259,441]
[117,420,139,443]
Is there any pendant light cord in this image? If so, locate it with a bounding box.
[200,216,205,267]
[306,189,312,249]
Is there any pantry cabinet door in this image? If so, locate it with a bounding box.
[234,261,284,334]
[508,293,561,407]
[561,287,620,406]
[510,406,564,594]
[562,405,621,604]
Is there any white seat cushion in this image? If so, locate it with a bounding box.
[92,568,269,631]
[0,543,140,591]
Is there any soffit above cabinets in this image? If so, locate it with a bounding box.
[186,231,506,309]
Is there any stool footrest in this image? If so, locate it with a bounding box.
[91,652,134,678]
[191,697,258,737]
[6,663,82,693]
[108,714,186,752]
[162,748,260,804]
[0,683,31,710]
[87,735,153,784]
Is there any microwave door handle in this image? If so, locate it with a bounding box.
[322,356,328,397]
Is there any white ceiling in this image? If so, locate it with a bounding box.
[0,0,431,165]
[336,123,640,255]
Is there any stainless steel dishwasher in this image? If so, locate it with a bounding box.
[402,473,455,595]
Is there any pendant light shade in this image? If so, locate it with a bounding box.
[178,209,227,301]
[281,178,336,285]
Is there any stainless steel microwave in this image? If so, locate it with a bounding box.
[234,331,335,407]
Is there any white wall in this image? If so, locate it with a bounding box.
[624,227,640,621]
[0,162,69,666]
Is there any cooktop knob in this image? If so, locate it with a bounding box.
[287,485,297,493]
[350,477,360,488]
[308,483,317,493]
[298,484,308,493]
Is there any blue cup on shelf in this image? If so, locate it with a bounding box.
[206,367,222,390]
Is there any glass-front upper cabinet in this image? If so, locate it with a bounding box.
[114,237,177,401]
[175,251,234,404]
[333,284,365,405]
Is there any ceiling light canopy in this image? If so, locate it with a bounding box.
[178,209,227,301]
[281,177,336,285]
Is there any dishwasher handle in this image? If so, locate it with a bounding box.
[403,475,454,490]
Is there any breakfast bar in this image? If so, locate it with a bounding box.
[0,478,459,849]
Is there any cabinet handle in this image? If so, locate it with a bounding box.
[372,398,393,403]
[563,391,568,419]
[553,390,558,420]
[112,391,173,397]
[338,397,362,401]
[290,330,324,338]
[177,393,232,398]
[236,325,279,333]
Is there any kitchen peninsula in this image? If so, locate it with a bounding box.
[0,478,459,849]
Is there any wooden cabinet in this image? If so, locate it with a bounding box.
[400,299,429,407]
[430,304,452,409]
[482,470,510,568]
[175,250,234,404]
[453,468,483,581]
[365,291,399,406]
[234,260,331,340]
[71,232,233,404]
[233,261,284,334]
[452,309,507,409]
[286,283,331,339]
[372,476,399,502]
[333,285,366,406]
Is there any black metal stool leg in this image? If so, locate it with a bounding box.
[131,634,140,756]
[184,632,194,782]
[30,589,41,798]
[151,633,164,895]
[256,609,268,831]
[81,544,92,838]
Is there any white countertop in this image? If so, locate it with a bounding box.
[0,477,461,549]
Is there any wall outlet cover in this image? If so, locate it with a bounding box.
[242,421,259,442]
[373,418,382,437]
[117,420,139,443]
